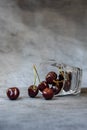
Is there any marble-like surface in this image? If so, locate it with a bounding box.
[0,0,87,88]
[0,87,87,130]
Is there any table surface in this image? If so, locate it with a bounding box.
[0,87,87,130]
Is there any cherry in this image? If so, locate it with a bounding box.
[42,88,54,100]
[63,80,71,92]
[28,85,38,98]
[52,79,63,95]
[38,81,49,92]
[28,65,39,98]
[46,71,57,84]
[63,71,72,92]
[6,87,20,100]
[59,72,64,81]
[68,72,72,81]
[51,85,62,95]
[59,81,63,87]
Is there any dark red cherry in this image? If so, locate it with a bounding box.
[28,85,38,98]
[46,71,57,84]
[68,72,72,81]
[63,80,71,92]
[6,87,20,100]
[59,81,63,88]
[51,85,62,95]
[65,72,72,81]
[38,81,49,92]
[42,88,54,100]
[59,72,64,81]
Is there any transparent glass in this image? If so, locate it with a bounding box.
[36,61,82,96]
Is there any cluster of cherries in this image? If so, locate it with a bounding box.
[6,65,72,100]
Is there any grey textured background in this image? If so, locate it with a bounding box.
[0,0,87,88]
[0,1,87,130]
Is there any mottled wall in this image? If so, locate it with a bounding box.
[0,0,87,88]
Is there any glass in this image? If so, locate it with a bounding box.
[36,61,82,96]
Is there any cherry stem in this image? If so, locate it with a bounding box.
[33,65,40,83]
[33,67,37,89]
[53,80,64,85]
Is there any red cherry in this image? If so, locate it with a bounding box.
[38,81,49,92]
[59,72,64,81]
[6,87,20,100]
[68,72,72,80]
[42,88,54,100]
[63,80,71,92]
[46,71,57,84]
[28,85,38,98]
[51,85,62,95]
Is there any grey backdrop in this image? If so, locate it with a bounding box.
[0,0,87,88]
